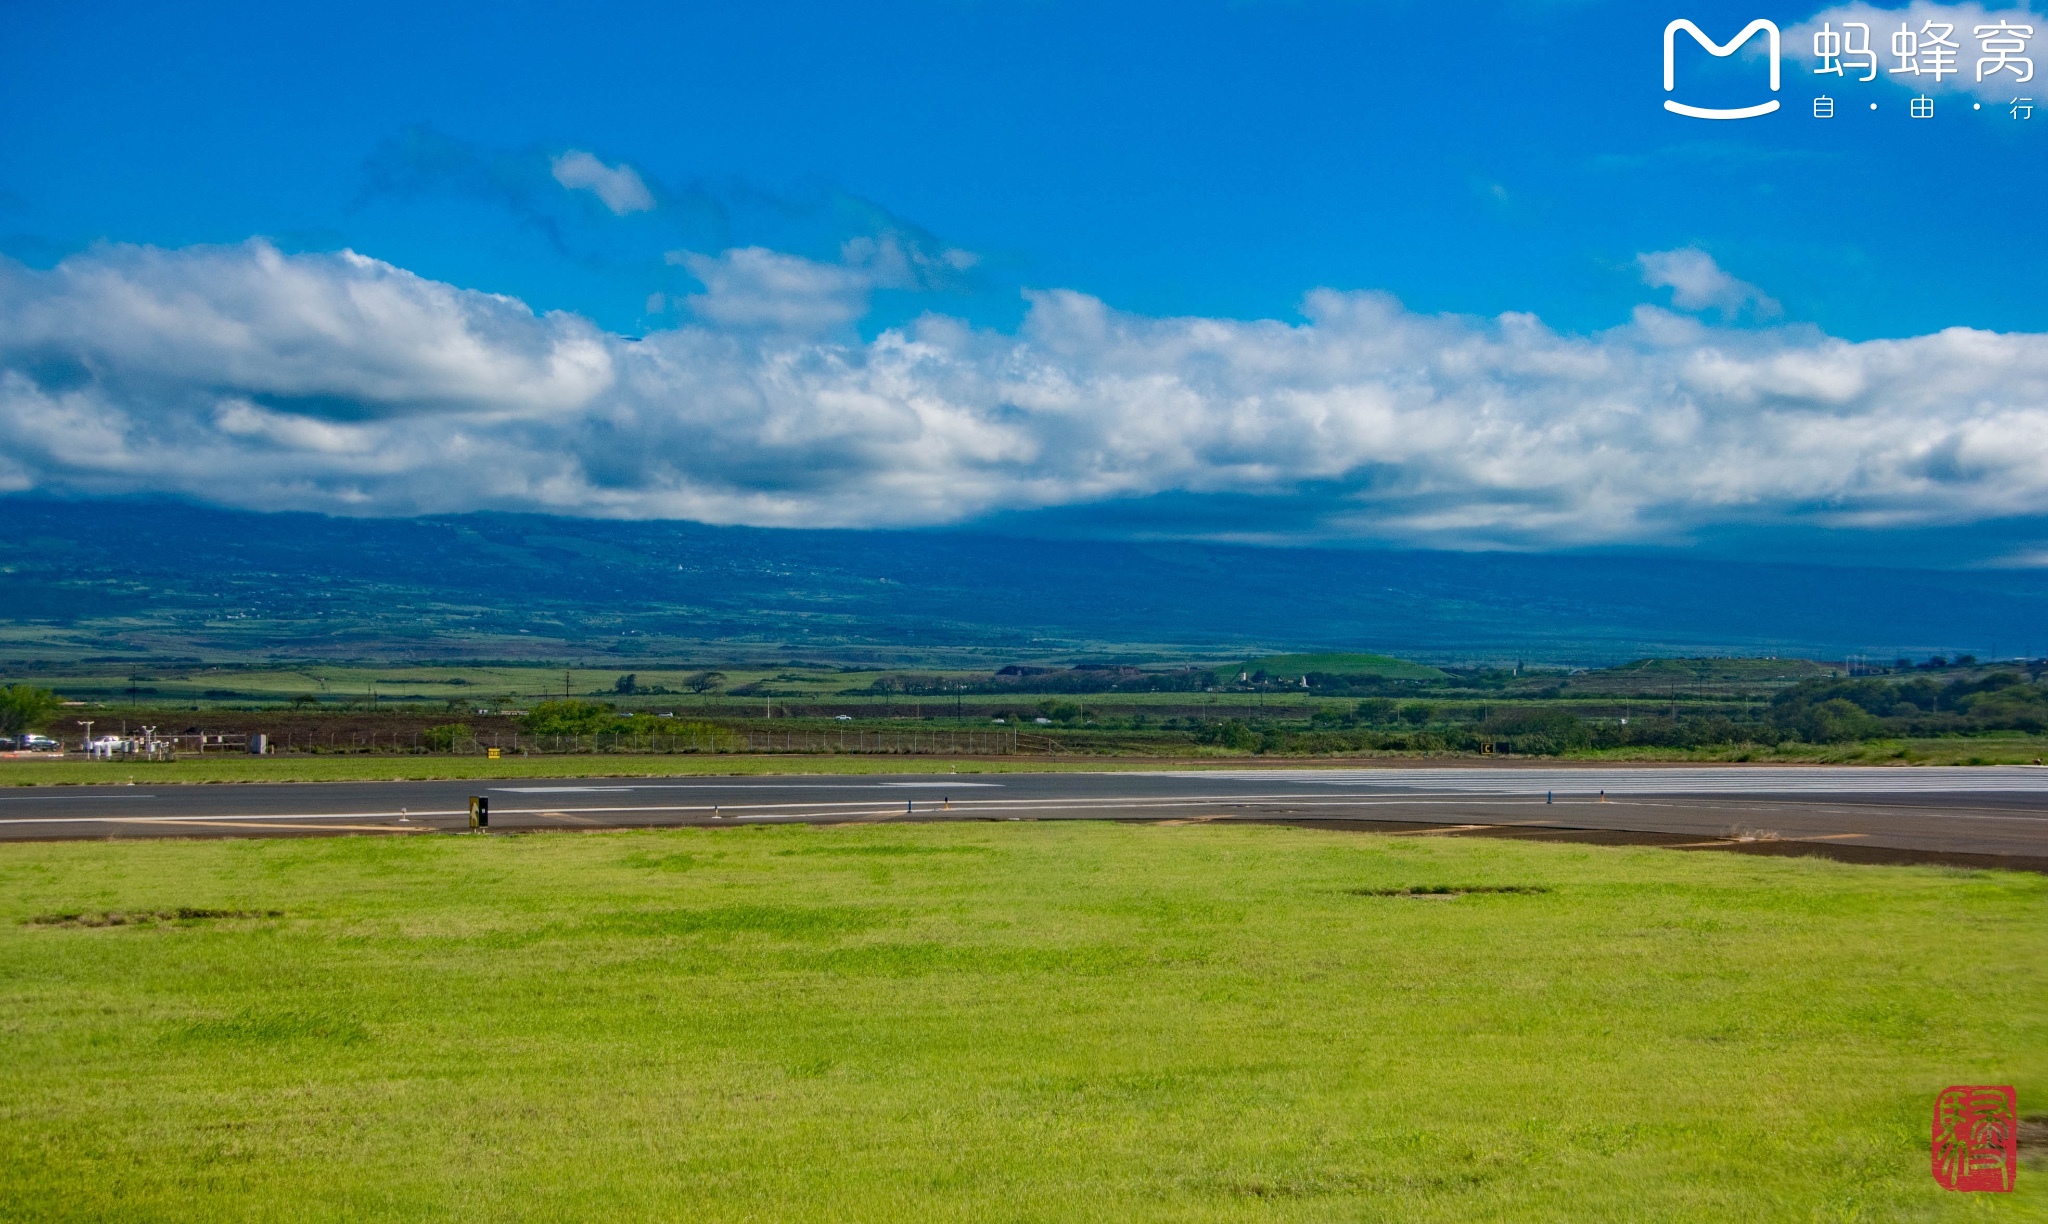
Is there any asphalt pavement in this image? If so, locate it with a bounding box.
[3,764,2047,868]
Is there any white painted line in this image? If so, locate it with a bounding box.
[4,790,2046,829]
[0,793,156,802]
[0,809,468,827]
[1152,766,2048,794]
[874,782,1004,788]
[136,819,432,833]
[492,787,637,794]
[492,782,1008,793]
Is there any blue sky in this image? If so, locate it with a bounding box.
[3,0,2047,563]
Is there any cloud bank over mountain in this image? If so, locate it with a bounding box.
[3,239,2047,549]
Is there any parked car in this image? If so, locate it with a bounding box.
[12,734,59,751]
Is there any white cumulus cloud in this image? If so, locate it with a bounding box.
[550,150,657,214]
[1637,248,1782,320]
[4,240,2048,547]
[671,247,871,332]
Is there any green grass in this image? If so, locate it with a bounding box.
[14,663,900,706]
[0,824,2041,1221]
[0,754,1198,786]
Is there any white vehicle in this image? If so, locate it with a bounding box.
[833,715,853,721]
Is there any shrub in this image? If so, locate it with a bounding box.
[1475,707,1593,755]
[0,685,60,736]
[1194,719,1257,750]
[522,700,619,735]
[1794,698,1884,744]
[422,723,470,752]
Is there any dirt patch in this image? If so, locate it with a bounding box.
[1237,818,2048,875]
[26,907,282,928]
[1694,839,2048,874]
[1348,885,1550,898]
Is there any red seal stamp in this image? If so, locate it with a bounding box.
[1932,1085,2017,1192]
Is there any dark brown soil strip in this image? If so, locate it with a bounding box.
[1225,817,2048,875]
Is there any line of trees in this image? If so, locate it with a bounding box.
[1763,672,2048,740]
[1170,670,2048,754]
[519,699,721,739]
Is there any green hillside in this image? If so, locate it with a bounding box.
[1598,657,1839,682]
[1560,656,1843,697]
[1229,653,1450,682]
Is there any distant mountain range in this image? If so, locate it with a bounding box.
[1,497,2043,666]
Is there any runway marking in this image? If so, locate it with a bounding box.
[0,809,469,826]
[499,793,2048,824]
[1153,766,2048,794]
[0,793,1519,826]
[875,782,1004,788]
[497,795,1537,820]
[492,782,1008,793]
[529,810,607,825]
[492,787,635,794]
[6,788,2048,828]
[0,793,155,802]
[103,818,429,833]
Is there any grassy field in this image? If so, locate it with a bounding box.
[0,824,2041,1221]
[21,663,856,706]
[5,656,1841,714]
[0,753,1159,786]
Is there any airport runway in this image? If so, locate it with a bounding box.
[3,765,2048,867]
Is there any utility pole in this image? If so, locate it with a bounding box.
[564,669,571,700]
